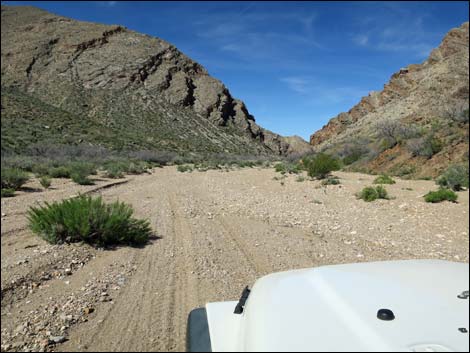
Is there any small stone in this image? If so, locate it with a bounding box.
[83,307,94,315]
[49,335,66,344]
[64,269,72,275]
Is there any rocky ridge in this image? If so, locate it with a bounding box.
[1,5,310,155]
[309,22,469,176]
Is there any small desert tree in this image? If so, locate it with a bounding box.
[307,153,340,179]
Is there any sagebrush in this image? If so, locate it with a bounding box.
[28,195,152,246]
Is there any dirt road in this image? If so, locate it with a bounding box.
[1,167,468,351]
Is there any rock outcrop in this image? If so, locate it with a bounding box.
[310,22,469,148]
[1,5,310,155]
[308,22,468,177]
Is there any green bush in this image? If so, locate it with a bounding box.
[1,188,15,198]
[177,164,193,173]
[274,163,287,174]
[343,152,362,166]
[32,164,51,177]
[28,195,152,246]
[71,172,94,185]
[437,164,469,191]
[126,162,148,175]
[321,177,340,185]
[1,168,30,190]
[375,185,388,199]
[49,166,71,178]
[105,165,125,179]
[358,187,379,202]
[373,175,396,184]
[40,176,51,189]
[69,162,96,176]
[307,153,340,179]
[424,188,458,203]
[357,186,389,202]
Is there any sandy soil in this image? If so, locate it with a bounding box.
[1,166,468,352]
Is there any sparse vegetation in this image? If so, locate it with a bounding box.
[424,188,458,203]
[39,176,51,189]
[177,164,193,173]
[295,176,306,182]
[1,168,30,190]
[373,174,395,184]
[28,195,152,246]
[321,176,340,185]
[357,185,390,202]
[49,166,71,178]
[1,188,15,198]
[407,134,443,158]
[306,153,340,179]
[274,162,301,175]
[437,164,469,191]
[71,172,94,185]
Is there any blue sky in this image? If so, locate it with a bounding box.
[5,1,469,140]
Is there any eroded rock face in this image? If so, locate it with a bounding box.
[309,22,469,147]
[2,5,308,155]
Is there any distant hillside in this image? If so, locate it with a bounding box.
[1,5,311,156]
[309,22,469,178]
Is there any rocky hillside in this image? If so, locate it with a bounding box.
[1,5,310,156]
[310,22,469,177]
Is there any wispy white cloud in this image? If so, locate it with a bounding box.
[350,5,441,59]
[280,76,369,105]
[280,77,310,94]
[353,34,369,46]
[192,5,321,65]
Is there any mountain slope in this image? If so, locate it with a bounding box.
[309,22,469,177]
[1,5,310,156]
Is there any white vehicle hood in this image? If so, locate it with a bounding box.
[206,260,469,352]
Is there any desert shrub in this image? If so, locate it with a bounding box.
[177,164,193,173]
[39,176,51,189]
[71,172,94,185]
[375,185,388,199]
[373,175,395,184]
[49,166,71,178]
[128,150,177,165]
[357,186,389,202]
[1,188,15,198]
[407,134,443,158]
[358,187,379,202]
[69,162,96,185]
[442,101,469,124]
[437,164,469,191]
[28,195,151,246]
[424,188,458,203]
[274,163,287,174]
[343,152,362,166]
[321,176,340,185]
[295,176,306,182]
[376,119,403,147]
[126,161,149,175]
[32,163,52,177]
[104,164,125,179]
[307,153,340,179]
[1,168,30,190]
[69,162,97,176]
